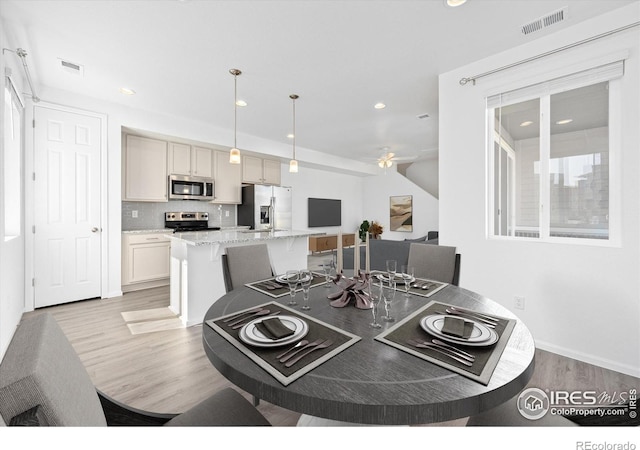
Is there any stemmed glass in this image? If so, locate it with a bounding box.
[382,281,396,322]
[401,265,414,298]
[300,269,312,310]
[321,260,333,288]
[368,279,382,328]
[385,259,397,286]
[285,270,299,306]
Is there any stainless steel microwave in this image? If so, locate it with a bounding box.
[168,175,214,201]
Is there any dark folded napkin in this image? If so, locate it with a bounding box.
[441,316,474,339]
[255,317,295,340]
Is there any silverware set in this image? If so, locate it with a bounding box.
[276,338,334,368]
[224,308,280,328]
[406,338,475,366]
[256,280,284,290]
[437,306,500,328]
[411,280,437,290]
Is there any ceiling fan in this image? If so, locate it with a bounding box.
[376,151,416,168]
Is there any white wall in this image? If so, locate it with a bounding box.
[281,164,364,235]
[362,166,439,241]
[439,4,639,377]
[405,158,439,199]
[0,20,26,359]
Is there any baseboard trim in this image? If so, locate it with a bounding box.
[536,339,640,378]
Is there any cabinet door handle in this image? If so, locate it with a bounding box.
[146,237,160,240]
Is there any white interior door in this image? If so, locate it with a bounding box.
[34,106,102,307]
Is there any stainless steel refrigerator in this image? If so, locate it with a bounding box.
[238,185,292,230]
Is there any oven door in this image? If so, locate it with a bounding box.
[169,175,215,200]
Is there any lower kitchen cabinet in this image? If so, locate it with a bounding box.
[122,232,171,292]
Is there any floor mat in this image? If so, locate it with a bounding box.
[121,307,184,335]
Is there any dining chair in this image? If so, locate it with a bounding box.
[407,243,460,285]
[0,313,271,426]
[224,243,274,291]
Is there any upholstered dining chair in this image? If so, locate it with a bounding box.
[223,244,274,292]
[0,313,271,426]
[407,243,461,285]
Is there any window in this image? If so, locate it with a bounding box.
[3,76,23,240]
[487,61,621,243]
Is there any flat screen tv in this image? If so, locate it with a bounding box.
[308,198,342,227]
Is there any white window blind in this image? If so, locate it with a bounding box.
[487,60,624,109]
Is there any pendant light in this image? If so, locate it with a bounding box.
[229,69,242,164]
[289,94,299,173]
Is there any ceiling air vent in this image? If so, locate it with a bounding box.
[58,58,84,76]
[521,7,568,35]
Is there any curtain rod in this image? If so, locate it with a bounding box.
[459,21,640,86]
[2,47,40,102]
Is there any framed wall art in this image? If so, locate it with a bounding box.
[390,195,412,232]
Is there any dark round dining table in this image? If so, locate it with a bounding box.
[202,280,535,425]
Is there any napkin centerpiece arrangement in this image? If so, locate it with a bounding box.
[327,271,373,309]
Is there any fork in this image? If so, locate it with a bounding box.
[406,339,473,366]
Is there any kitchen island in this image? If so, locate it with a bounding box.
[167,229,323,326]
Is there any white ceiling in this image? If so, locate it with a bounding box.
[1,0,634,166]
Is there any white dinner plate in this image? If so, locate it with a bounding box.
[239,315,308,347]
[420,315,499,347]
[275,273,313,284]
[376,273,415,284]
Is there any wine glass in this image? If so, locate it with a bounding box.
[321,260,333,288]
[368,279,382,328]
[385,259,397,287]
[285,270,299,306]
[401,265,414,298]
[300,269,312,310]
[382,281,396,322]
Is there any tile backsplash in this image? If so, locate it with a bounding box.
[122,201,237,230]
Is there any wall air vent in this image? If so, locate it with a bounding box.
[521,7,568,35]
[58,58,84,76]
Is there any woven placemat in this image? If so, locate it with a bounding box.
[206,301,360,386]
[246,272,327,298]
[375,300,516,385]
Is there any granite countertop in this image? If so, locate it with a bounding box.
[167,229,324,246]
[122,226,251,234]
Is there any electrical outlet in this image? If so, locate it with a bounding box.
[514,296,525,310]
[132,210,138,218]
[225,210,229,217]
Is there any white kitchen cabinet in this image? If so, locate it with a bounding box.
[122,232,171,292]
[242,155,281,185]
[123,135,168,202]
[213,150,242,204]
[168,143,214,178]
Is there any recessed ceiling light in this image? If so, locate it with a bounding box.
[446,0,467,7]
[374,102,386,110]
[520,121,534,127]
[235,100,247,107]
[556,119,573,125]
[119,87,136,95]
[287,134,294,139]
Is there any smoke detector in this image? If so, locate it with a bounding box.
[521,7,568,35]
[58,58,84,77]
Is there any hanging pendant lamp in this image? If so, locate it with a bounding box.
[289,94,299,173]
[229,69,242,164]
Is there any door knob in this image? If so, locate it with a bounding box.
[91,227,100,233]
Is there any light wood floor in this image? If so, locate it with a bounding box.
[24,285,639,426]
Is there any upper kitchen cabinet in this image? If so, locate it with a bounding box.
[123,135,168,202]
[168,143,214,178]
[242,155,281,185]
[213,150,242,204]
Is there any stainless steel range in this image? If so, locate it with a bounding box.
[165,212,221,233]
